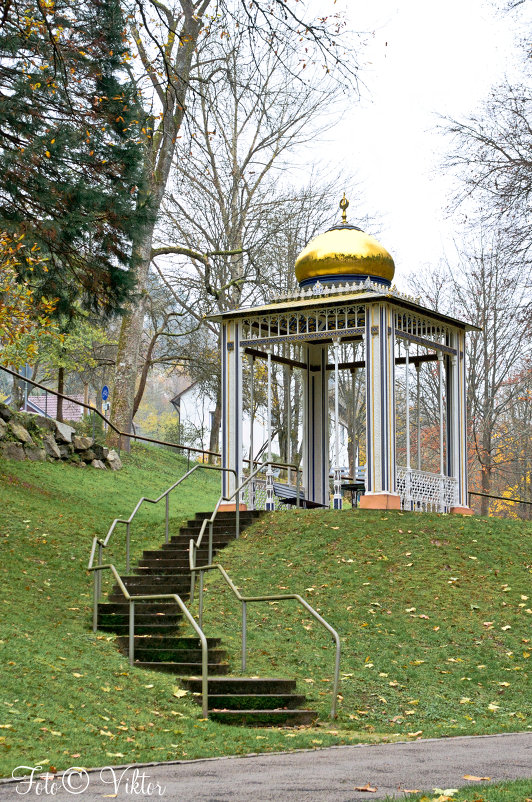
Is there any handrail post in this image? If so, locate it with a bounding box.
[92,568,99,633]
[235,487,240,540]
[97,543,103,601]
[165,493,169,544]
[187,448,190,472]
[208,519,213,565]
[199,570,204,628]
[296,468,301,508]
[129,601,135,666]
[126,522,130,573]
[242,601,247,672]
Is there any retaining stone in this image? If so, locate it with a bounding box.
[107,449,122,470]
[73,435,94,451]
[25,445,46,461]
[1,442,24,460]
[9,421,33,444]
[53,420,75,443]
[0,419,6,439]
[43,434,61,459]
[0,404,13,422]
[91,459,106,469]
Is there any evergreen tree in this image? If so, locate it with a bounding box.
[0,0,147,316]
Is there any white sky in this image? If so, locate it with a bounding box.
[304,0,527,287]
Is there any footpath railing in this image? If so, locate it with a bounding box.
[87,562,210,717]
[189,562,341,719]
[468,490,532,519]
[0,364,221,465]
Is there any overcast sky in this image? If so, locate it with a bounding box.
[302,0,528,288]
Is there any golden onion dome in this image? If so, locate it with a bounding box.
[295,195,395,288]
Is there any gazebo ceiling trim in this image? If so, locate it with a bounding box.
[208,290,479,332]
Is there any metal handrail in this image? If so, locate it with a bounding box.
[188,461,301,600]
[189,562,341,719]
[0,363,223,462]
[88,563,209,717]
[88,464,237,573]
[468,490,532,506]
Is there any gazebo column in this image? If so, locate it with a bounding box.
[221,320,244,509]
[302,344,329,506]
[448,329,473,515]
[360,302,400,510]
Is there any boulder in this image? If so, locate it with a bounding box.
[106,449,122,470]
[91,459,107,469]
[25,445,46,462]
[0,404,13,422]
[0,419,6,440]
[53,420,75,443]
[1,442,24,461]
[9,421,33,444]
[82,448,96,462]
[92,444,109,461]
[73,435,94,451]
[43,435,62,460]
[58,444,72,459]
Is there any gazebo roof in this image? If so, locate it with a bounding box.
[209,284,480,332]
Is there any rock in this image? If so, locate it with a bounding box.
[43,435,62,460]
[58,444,72,459]
[53,420,75,443]
[9,421,33,444]
[106,449,122,470]
[82,449,96,462]
[1,442,24,461]
[92,444,109,460]
[73,435,94,451]
[0,404,13,422]
[0,419,6,439]
[24,445,46,461]
[29,414,57,433]
[91,459,107,469]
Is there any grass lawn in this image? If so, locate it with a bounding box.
[381,778,532,801]
[0,451,531,781]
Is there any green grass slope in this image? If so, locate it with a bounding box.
[0,452,530,779]
[200,509,532,741]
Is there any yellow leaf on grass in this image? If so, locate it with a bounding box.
[172,688,187,698]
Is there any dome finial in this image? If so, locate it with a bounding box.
[339,192,349,225]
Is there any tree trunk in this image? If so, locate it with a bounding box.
[208,392,222,462]
[11,374,24,411]
[107,9,203,450]
[57,367,64,422]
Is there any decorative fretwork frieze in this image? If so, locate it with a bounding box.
[240,304,367,344]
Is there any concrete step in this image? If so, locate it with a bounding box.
[128,647,227,663]
[106,591,190,603]
[195,693,307,711]
[116,636,222,650]
[181,677,297,695]
[208,709,317,726]
[133,661,230,675]
[98,609,182,626]
[97,621,181,635]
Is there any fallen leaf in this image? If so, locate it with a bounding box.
[172,688,187,698]
[354,784,377,793]
[463,775,490,781]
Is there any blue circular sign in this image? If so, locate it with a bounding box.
[101,385,109,401]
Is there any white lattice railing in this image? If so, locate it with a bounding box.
[243,478,282,511]
[396,466,458,513]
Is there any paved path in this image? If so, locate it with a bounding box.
[1,733,530,800]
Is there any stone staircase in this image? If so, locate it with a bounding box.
[96,510,318,726]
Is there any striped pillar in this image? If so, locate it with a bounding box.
[221,320,243,502]
[359,303,400,510]
[302,344,329,506]
[449,329,472,514]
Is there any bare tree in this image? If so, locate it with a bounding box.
[108,0,359,447]
[409,234,531,514]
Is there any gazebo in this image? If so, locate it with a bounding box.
[213,197,475,515]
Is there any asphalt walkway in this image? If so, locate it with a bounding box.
[1,732,530,800]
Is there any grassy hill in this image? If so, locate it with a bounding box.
[0,450,531,781]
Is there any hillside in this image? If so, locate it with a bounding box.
[0,451,530,777]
